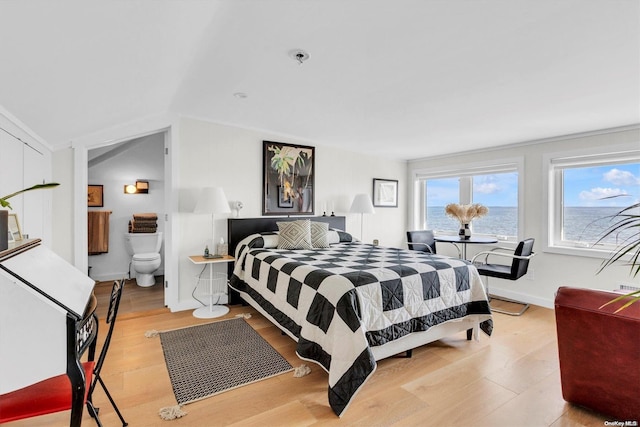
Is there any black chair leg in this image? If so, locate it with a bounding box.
[466,328,473,340]
[86,400,103,427]
[96,376,128,427]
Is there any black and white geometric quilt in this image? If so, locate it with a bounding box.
[230,233,492,417]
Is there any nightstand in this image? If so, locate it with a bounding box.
[188,255,235,318]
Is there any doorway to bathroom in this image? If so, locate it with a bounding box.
[87,131,166,315]
[93,277,164,318]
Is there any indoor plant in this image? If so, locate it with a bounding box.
[596,201,640,311]
[1,183,59,251]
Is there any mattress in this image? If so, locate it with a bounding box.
[230,232,492,416]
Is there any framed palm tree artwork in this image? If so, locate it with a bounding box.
[263,141,314,215]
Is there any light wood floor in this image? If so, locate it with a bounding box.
[11,301,610,426]
[93,276,165,319]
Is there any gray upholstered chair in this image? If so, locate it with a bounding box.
[471,238,535,316]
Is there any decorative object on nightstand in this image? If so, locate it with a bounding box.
[350,193,375,241]
[189,255,235,318]
[233,201,243,218]
[194,187,231,259]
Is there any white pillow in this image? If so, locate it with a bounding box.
[327,230,340,245]
[310,221,330,248]
[277,220,312,249]
[327,229,354,244]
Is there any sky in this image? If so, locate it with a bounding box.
[426,163,640,207]
[565,164,640,207]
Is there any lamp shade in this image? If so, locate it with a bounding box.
[194,187,231,214]
[350,194,375,214]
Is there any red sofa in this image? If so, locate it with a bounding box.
[555,287,640,420]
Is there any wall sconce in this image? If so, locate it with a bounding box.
[124,180,149,194]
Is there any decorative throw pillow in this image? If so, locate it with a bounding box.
[327,229,354,244]
[277,220,312,249]
[327,230,340,245]
[310,221,330,248]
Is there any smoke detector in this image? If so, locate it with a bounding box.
[289,49,310,64]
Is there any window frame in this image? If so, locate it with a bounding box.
[543,145,640,259]
[412,157,524,243]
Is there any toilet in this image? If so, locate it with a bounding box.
[124,232,163,287]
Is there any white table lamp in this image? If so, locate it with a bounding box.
[350,193,375,242]
[193,187,231,318]
[194,187,231,256]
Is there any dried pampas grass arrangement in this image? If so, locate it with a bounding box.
[445,203,489,224]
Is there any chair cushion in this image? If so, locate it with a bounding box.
[475,263,512,279]
[0,361,94,423]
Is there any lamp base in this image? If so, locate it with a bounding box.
[193,305,229,319]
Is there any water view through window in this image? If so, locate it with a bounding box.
[424,172,518,238]
[426,206,517,237]
[424,162,639,246]
[562,163,640,246]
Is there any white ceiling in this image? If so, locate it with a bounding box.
[1,0,638,160]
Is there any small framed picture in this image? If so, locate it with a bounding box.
[277,185,294,208]
[88,185,104,207]
[8,214,22,241]
[373,178,398,207]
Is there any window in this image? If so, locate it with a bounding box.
[415,159,522,241]
[425,177,459,232]
[547,149,640,257]
[471,172,519,238]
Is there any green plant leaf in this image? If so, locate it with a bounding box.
[599,290,640,313]
[594,199,640,311]
[1,183,60,210]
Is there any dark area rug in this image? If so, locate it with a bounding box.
[159,317,293,405]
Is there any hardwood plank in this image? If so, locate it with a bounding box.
[5,304,610,426]
[93,276,165,319]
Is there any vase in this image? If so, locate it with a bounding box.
[458,223,471,240]
[0,210,8,251]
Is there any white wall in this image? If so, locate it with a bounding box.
[408,127,640,308]
[51,149,74,261]
[0,107,53,246]
[87,133,165,281]
[49,116,407,311]
[176,117,408,307]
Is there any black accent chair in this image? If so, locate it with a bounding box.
[86,278,128,427]
[471,238,535,316]
[406,230,437,254]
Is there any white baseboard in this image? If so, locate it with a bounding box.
[170,294,229,313]
[489,288,554,309]
[90,271,129,282]
[90,269,164,283]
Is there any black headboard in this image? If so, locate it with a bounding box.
[227,216,346,256]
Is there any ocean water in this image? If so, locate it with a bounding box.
[426,206,637,244]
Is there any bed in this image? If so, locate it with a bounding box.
[227,216,492,417]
